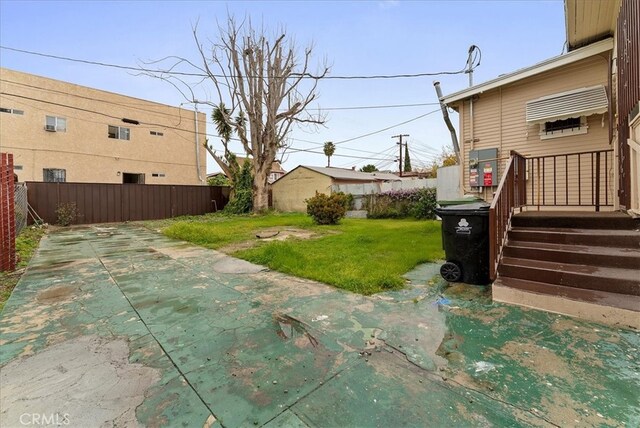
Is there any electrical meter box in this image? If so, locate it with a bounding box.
[469,148,498,188]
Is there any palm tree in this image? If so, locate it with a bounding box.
[323,141,336,167]
[208,103,244,179]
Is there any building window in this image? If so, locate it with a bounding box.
[0,107,24,115]
[151,173,165,177]
[150,131,164,136]
[122,173,144,184]
[43,168,66,182]
[539,116,588,140]
[108,125,130,140]
[45,115,67,132]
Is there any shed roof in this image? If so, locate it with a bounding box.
[298,166,401,182]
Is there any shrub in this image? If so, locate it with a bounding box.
[224,161,253,214]
[207,174,231,186]
[410,188,437,219]
[306,192,347,225]
[55,202,79,226]
[342,192,355,210]
[364,187,437,220]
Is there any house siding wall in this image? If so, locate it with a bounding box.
[455,54,611,203]
[271,167,333,212]
[0,68,206,185]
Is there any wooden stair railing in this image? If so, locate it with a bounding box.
[489,151,527,280]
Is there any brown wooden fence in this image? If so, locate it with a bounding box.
[1,153,17,271]
[26,182,229,225]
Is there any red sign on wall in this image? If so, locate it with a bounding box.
[483,164,493,186]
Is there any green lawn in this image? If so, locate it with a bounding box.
[158,213,444,295]
[0,226,46,312]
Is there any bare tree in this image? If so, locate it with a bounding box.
[141,17,327,211]
[193,18,328,211]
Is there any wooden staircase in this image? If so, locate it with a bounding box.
[493,211,640,329]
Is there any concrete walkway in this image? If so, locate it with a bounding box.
[1,224,638,427]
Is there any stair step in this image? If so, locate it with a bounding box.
[512,212,639,230]
[504,240,640,269]
[493,277,640,329]
[494,277,640,312]
[498,257,640,295]
[509,227,640,248]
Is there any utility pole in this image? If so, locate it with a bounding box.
[392,134,409,177]
[466,45,480,87]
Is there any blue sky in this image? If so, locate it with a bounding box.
[0,0,566,173]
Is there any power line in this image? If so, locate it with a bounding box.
[1,45,471,80]
[0,91,198,136]
[1,91,397,163]
[409,137,443,154]
[291,138,398,156]
[407,147,434,168]
[334,109,441,145]
[2,78,440,117]
[1,90,435,164]
[336,145,398,168]
[285,146,395,162]
[0,78,190,125]
[0,144,202,168]
[316,102,440,110]
[409,145,440,158]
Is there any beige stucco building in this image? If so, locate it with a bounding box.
[0,68,206,185]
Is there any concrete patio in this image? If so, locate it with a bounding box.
[0,224,638,427]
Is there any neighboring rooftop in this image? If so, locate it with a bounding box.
[300,166,402,181]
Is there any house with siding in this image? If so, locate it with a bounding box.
[0,68,206,185]
[442,38,613,206]
[439,0,639,328]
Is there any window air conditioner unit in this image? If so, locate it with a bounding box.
[45,124,56,132]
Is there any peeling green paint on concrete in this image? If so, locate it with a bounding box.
[1,224,638,427]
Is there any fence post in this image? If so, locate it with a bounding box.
[1,153,17,272]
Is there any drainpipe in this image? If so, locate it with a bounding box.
[433,81,460,162]
[193,101,204,184]
[470,97,474,152]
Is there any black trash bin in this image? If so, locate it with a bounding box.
[435,202,491,285]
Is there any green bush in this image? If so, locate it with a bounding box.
[342,192,355,210]
[410,188,438,219]
[207,174,231,186]
[224,161,253,214]
[365,187,437,220]
[306,192,348,225]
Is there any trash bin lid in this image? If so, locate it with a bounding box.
[436,202,490,216]
[437,198,483,206]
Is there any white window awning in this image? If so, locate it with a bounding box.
[526,85,608,124]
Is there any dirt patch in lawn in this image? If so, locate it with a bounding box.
[219,227,320,254]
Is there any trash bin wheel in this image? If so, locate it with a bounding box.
[440,262,462,282]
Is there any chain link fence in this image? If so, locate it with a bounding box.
[14,183,27,235]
